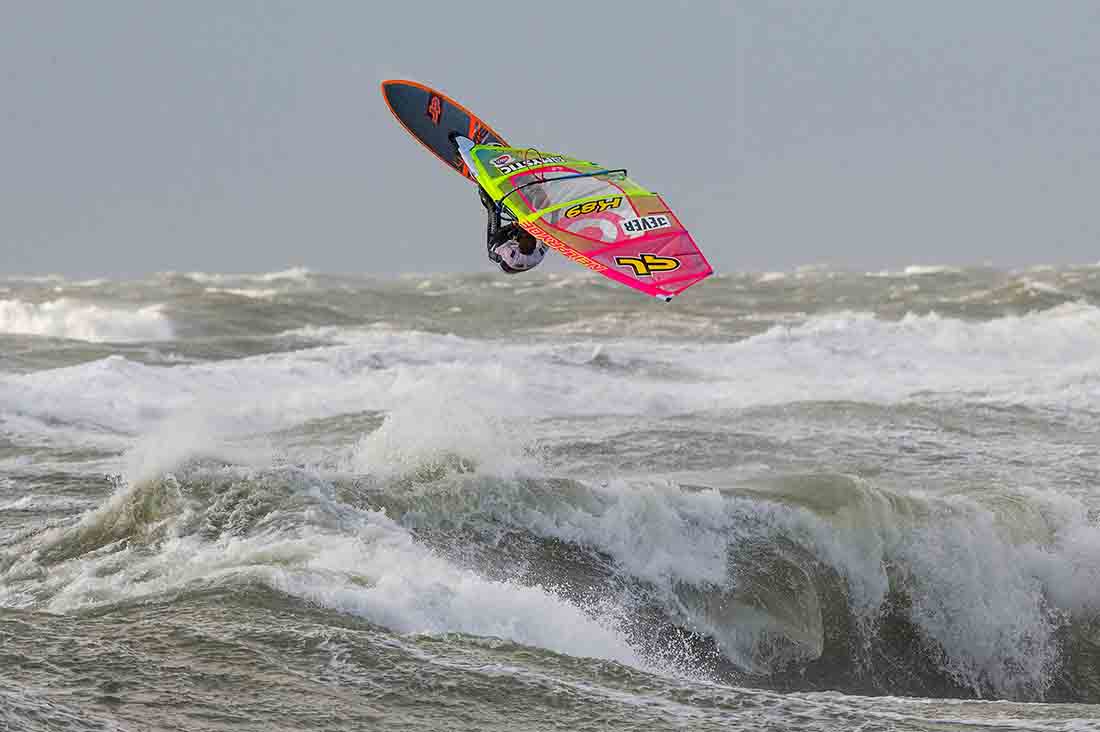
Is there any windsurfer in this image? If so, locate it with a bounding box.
[477,185,547,274]
[452,134,548,274]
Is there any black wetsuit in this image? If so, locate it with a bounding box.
[479,186,540,274]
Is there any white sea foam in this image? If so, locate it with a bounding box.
[3,300,1099,695]
[866,265,962,278]
[0,468,645,671]
[1016,278,1065,295]
[0,495,93,512]
[903,265,960,276]
[2,274,66,283]
[843,486,1098,697]
[424,470,1100,695]
[184,266,312,284]
[5,304,1100,456]
[48,279,108,291]
[716,302,1100,408]
[0,298,174,342]
[333,443,1100,695]
[345,386,535,478]
[203,287,279,299]
[267,506,644,667]
[122,410,276,484]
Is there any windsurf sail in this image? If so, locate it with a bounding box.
[462,143,713,300]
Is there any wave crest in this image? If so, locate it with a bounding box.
[0,298,173,342]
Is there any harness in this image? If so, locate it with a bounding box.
[479,186,539,273]
[479,186,503,258]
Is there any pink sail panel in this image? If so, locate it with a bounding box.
[530,192,713,299]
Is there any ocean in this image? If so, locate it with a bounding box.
[1,265,1098,731]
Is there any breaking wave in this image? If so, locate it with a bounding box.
[3,293,1099,704]
[2,400,1098,702]
[0,298,174,343]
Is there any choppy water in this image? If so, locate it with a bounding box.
[2,265,1099,731]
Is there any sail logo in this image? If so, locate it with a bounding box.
[520,222,607,272]
[621,215,672,235]
[564,196,623,218]
[426,95,443,125]
[614,254,681,277]
[494,156,565,174]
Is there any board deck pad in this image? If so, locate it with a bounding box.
[381,80,507,182]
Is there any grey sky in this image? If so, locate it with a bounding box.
[2,1,1098,277]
